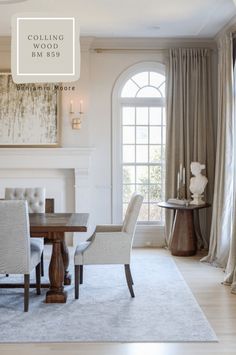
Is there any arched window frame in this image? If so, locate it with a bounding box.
[112,61,166,224]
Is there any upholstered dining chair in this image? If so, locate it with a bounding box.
[74,193,143,299]
[0,200,43,311]
[5,187,46,276]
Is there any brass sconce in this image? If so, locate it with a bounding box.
[69,100,84,130]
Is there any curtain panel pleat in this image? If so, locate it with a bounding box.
[165,48,215,248]
[202,33,234,269]
[202,30,236,294]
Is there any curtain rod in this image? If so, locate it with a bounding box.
[92,48,168,53]
[92,47,216,53]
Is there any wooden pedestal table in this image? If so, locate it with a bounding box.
[29,213,89,303]
[158,202,210,256]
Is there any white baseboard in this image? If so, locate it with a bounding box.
[133,225,166,248]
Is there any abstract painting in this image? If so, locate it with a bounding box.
[0,74,59,146]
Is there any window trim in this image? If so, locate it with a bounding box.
[120,97,165,107]
[112,61,166,224]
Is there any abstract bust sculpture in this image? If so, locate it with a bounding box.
[189,162,208,205]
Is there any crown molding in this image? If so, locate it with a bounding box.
[214,14,236,42]
[89,37,217,51]
[0,35,217,54]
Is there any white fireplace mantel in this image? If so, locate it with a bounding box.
[0,147,94,173]
[0,147,95,217]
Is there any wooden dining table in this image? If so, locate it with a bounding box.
[30,213,89,304]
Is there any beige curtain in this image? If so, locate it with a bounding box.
[203,30,236,294]
[165,48,215,247]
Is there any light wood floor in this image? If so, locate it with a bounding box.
[1,248,236,355]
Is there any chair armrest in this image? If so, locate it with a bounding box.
[95,225,123,233]
[86,226,123,242]
[95,231,127,239]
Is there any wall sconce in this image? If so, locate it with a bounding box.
[69,100,84,130]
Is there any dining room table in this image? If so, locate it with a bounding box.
[29,212,89,303]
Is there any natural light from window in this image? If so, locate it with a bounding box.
[121,70,166,224]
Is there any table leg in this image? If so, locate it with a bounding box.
[61,238,72,285]
[46,233,67,303]
[194,209,207,249]
[170,210,197,256]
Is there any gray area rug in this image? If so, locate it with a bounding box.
[0,251,217,342]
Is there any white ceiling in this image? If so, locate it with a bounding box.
[0,0,235,38]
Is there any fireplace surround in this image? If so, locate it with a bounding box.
[0,147,94,245]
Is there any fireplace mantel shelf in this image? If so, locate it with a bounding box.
[0,147,95,156]
[0,147,95,170]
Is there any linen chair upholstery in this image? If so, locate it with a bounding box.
[0,201,43,311]
[74,193,143,298]
[5,187,46,276]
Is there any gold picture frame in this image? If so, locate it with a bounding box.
[0,73,60,147]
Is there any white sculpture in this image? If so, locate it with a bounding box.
[189,162,208,205]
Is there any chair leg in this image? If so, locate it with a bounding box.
[124,264,135,298]
[24,274,30,312]
[35,262,41,295]
[41,252,44,277]
[80,265,83,284]
[129,270,134,285]
[75,265,80,299]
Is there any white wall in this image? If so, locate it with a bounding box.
[0,36,217,247]
[88,48,169,246]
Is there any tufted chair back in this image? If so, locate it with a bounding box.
[5,188,46,213]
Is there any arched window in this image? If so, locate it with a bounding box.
[112,63,166,224]
[121,71,165,98]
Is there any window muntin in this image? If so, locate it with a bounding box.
[121,70,165,224]
[121,71,166,224]
[121,71,165,98]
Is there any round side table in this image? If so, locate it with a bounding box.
[158,202,211,256]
